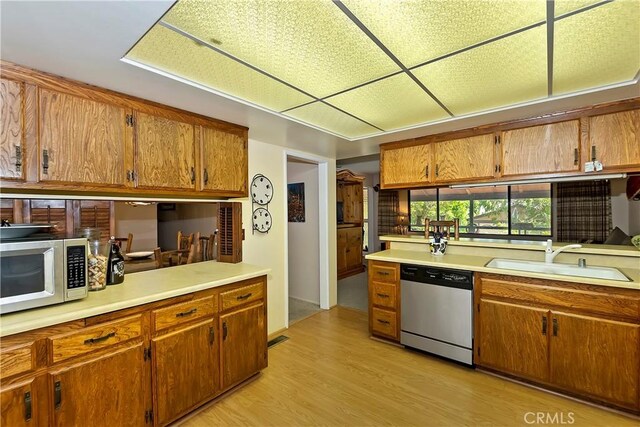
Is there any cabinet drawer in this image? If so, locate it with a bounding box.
[371,307,398,340]
[369,261,399,284]
[152,296,216,333]
[220,281,264,312]
[48,315,142,364]
[0,342,35,379]
[371,282,397,309]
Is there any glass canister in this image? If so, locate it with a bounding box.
[78,228,109,291]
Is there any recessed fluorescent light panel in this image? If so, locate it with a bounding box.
[124,0,640,140]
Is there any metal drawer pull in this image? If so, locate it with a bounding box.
[236,293,253,300]
[377,271,390,276]
[376,293,390,298]
[42,149,49,174]
[542,316,547,335]
[574,148,579,165]
[377,319,390,325]
[204,168,209,185]
[553,318,558,336]
[209,326,215,345]
[84,332,116,345]
[176,308,197,317]
[24,391,31,421]
[15,145,22,172]
[190,167,196,183]
[425,165,429,177]
[591,146,596,162]
[54,381,62,409]
[223,322,228,340]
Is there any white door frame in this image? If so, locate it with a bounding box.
[283,149,331,326]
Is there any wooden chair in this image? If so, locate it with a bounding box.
[424,218,460,240]
[176,231,195,265]
[114,233,133,253]
[198,234,216,261]
[153,247,174,269]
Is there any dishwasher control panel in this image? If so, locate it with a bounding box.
[400,265,473,290]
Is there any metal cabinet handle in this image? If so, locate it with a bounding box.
[591,146,596,162]
[15,145,22,172]
[54,381,62,409]
[84,331,116,345]
[542,316,547,335]
[553,318,558,336]
[223,322,228,340]
[574,148,579,166]
[236,293,252,300]
[376,293,389,298]
[435,164,439,177]
[204,168,209,185]
[425,165,429,177]
[209,326,215,345]
[176,308,197,318]
[377,271,390,276]
[190,167,196,184]
[24,391,31,421]
[42,149,49,174]
[377,319,390,325]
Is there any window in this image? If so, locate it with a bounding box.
[362,186,369,251]
[409,184,551,237]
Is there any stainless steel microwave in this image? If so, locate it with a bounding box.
[0,238,88,314]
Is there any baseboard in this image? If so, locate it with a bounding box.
[268,327,288,341]
[288,296,321,305]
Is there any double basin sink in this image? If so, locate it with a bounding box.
[485,258,630,282]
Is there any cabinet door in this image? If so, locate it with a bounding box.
[336,228,348,274]
[75,200,113,241]
[200,126,247,195]
[220,302,267,389]
[27,200,70,239]
[49,341,148,427]
[588,110,640,169]
[135,112,195,190]
[39,89,128,186]
[0,78,25,180]
[477,299,549,382]
[152,319,218,426]
[343,184,363,224]
[434,134,495,182]
[501,120,580,176]
[550,312,640,409]
[345,227,362,271]
[1,377,40,427]
[380,143,432,188]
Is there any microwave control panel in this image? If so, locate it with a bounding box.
[66,245,87,290]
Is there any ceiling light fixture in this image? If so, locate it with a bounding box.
[449,173,628,189]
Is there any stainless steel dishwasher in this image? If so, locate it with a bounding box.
[400,264,473,365]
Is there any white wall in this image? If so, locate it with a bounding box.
[114,203,157,252]
[287,161,320,304]
[237,139,336,335]
[157,203,218,250]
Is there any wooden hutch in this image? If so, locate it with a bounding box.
[336,169,365,279]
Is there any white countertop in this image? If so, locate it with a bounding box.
[0,261,270,337]
[381,235,640,258]
[366,250,640,291]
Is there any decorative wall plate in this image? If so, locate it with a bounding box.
[252,207,272,233]
[251,174,273,205]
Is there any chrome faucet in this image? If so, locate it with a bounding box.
[545,239,582,263]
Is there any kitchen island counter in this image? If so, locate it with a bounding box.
[0,261,270,337]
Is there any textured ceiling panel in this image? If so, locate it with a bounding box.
[342,0,546,67]
[284,102,379,139]
[413,26,548,116]
[162,0,400,98]
[126,25,313,112]
[325,73,449,131]
[554,0,605,17]
[554,0,640,95]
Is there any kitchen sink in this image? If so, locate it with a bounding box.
[485,258,631,282]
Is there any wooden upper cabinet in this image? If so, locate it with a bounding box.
[380,142,432,188]
[0,78,25,180]
[199,126,247,195]
[342,184,363,224]
[588,110,640,169]
[501,120,580,176]
[477,299,549,383]
[549,311,640,409]
[39,89,128,186]
[433,134,495,182]
[134,112,195,190]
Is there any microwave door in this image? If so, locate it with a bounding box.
[0,246,63,309]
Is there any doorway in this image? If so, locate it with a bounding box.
[286,154,326,324]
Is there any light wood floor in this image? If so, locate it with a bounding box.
[178,307,638,427]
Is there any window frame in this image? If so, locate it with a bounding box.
[407,185,553,240]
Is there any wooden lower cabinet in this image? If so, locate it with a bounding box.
[477,300,549,383]
[220,302,267,389]
[0,275,268,426]
[152,319,219,426]
[367,261,401,342]
[549,312,640,410]
[49,341,148,427]
[337,227,363,280]
[475,273,640,413]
